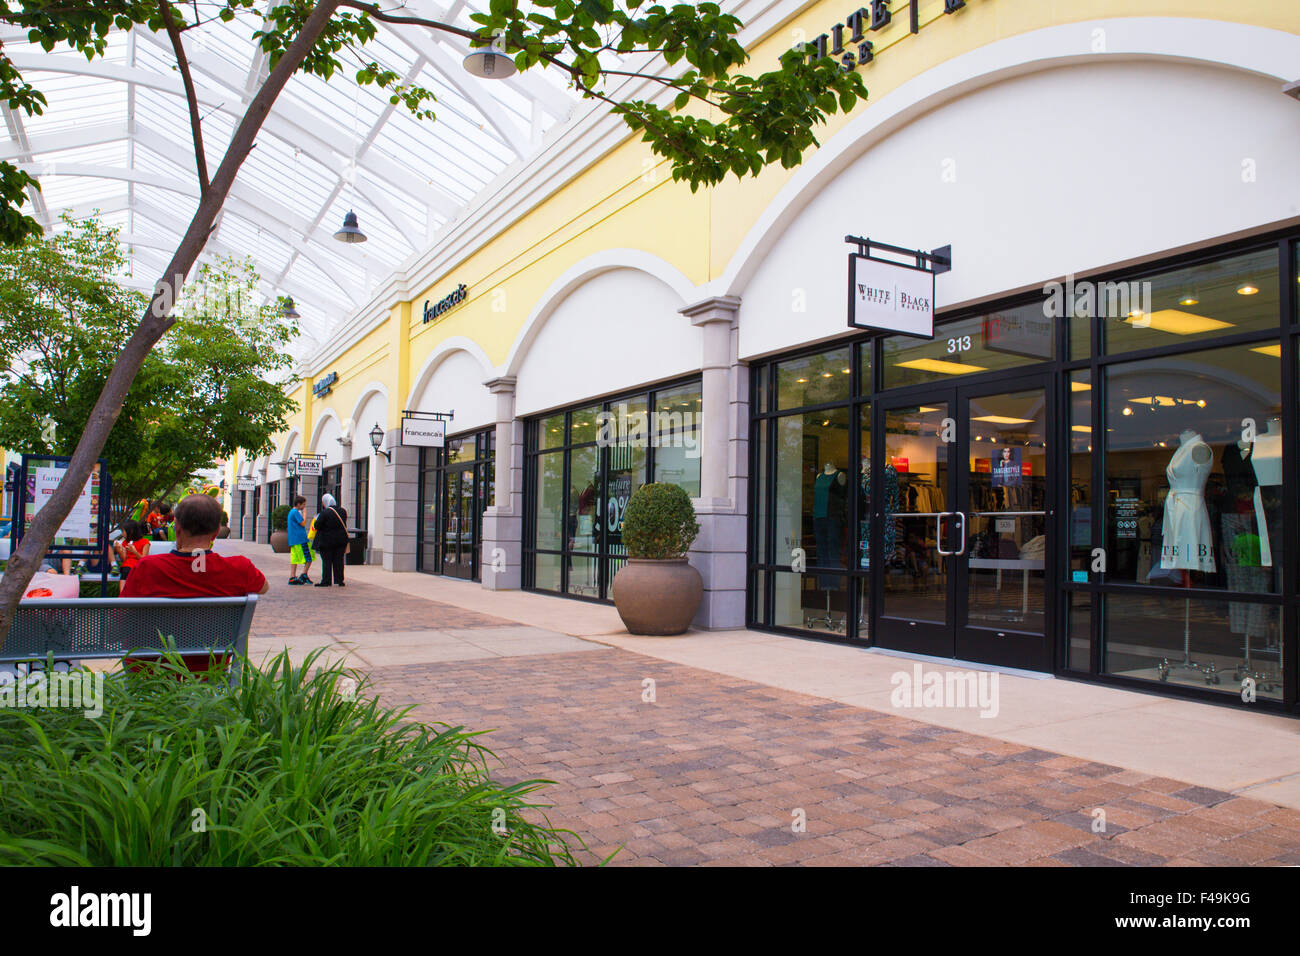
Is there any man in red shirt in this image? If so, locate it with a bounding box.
[122,493,267,672]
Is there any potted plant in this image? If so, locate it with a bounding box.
[269,504,292,553]
[611,483,702,635]
[217,510,231,539]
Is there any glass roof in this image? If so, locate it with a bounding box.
[0,1,579,360]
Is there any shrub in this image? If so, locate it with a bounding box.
[270,504,292,532]
[620,483,699,560]
[0,650,580,865]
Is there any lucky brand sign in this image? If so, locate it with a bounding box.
[848,254,935,338]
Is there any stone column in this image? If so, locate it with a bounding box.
[228,482,243,539]
[298,474,319,513]
[381,428,420,572]
[255,469,270,543]
[480,376,521,590]
[340,439,356,527]
[680,295,747,630]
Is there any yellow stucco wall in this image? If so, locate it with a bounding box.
[239,0,1298,474]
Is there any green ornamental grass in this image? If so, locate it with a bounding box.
[0,650,580,866]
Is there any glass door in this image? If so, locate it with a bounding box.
[874,397,957,657]
[441,466,476,580]
[872,376,1054,670]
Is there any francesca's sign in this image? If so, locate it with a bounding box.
[848,255,934,337]
[423,284,467,324]
[401,418,446,448]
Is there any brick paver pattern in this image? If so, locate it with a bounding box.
[237,544,1300,866]
[367,649,1300,867]
[248,558,512,638]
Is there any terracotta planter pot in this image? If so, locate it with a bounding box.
[269,530,290,554]
[217,526,231,539]
[611,558,703,636]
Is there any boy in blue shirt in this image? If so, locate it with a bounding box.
[287,495,314,585]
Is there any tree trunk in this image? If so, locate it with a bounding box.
[0,0,343,648]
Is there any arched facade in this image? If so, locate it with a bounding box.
[229,1,1300,713]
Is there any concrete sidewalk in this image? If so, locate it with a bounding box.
[230,539,1300,810]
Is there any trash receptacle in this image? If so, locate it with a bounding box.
[346,529,367,565]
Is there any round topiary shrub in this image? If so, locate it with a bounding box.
[270,504,292,532]
[620,483,699,560]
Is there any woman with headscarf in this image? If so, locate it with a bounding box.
[313,493,350,588]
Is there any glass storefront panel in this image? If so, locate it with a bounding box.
[652,385,700,496]
[773,407,852,572]
[882,305,1053,389]
[1066,592,1091,672]
[525,378,701,601]
[539,413,565,450]
[1069,371,1093,576]
[1102,248,1279,355]
[856,341,872,395]
[568,446,599,554]
[353,457,369,531]
[1104,592,1282,699]
[534,450,564,551]
[965,389,1048,634]
[533,551,562,592]
[418,468,438,570]
[776,347,851,409]
[569,404,603,445]
[567,555,599,597]
[1104,341,1282,593]
[771,571,848,634]
[856,403,870,575]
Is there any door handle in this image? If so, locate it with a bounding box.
[935,512,954,555]
[953,510,968,556]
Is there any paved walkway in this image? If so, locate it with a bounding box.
[228,539,1300,866]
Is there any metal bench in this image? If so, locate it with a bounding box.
[2,596,257,675]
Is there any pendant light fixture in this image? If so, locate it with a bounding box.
[463,32,516,79]
[334,209,367,243]
[282,296,301,319]
[334,73,368,243]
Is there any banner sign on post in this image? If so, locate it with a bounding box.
[845,237,950,339]
[11,455,111,570]
[401,418,446,448]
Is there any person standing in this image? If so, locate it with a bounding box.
[313,493,349,588]
[286,495,313,585]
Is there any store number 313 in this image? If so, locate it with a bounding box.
[946,335,972,353]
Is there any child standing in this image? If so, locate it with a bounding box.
[287,495,313,585]
[113,519,151,579]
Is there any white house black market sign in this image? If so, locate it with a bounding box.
[423,284,468,324]
[796,0,972,71]
[312,371,338,398]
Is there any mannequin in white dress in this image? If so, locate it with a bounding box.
[1159,430,1215,574]
[1252,416,1282,582]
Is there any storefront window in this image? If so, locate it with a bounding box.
[881,304,1054,389]
[524,378,702,599]
[1069,371,1092,575]
[1102,248,1279,355]
[1103,593,1281,699]
[1103,341,1282,594]
[856,341,873,395]
[353,457,369,531]
[651,385,700,497]
[777,347,851,409]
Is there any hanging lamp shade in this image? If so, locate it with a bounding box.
[333,209,367,243]
[282,296,301,319]
[463,35,516,79]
